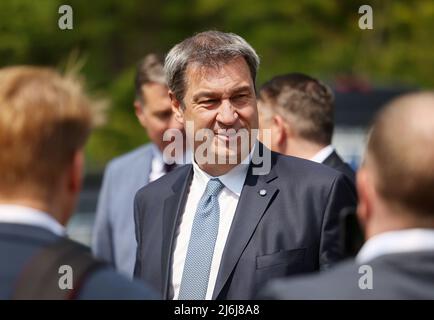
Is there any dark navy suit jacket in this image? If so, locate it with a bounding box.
[134,145,357,299]
[323,150,356,184]
[0,223,155,300]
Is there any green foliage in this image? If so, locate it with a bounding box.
[1,0,433,170]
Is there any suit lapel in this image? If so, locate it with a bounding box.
[161,165,193,299]
[212,159,279,299]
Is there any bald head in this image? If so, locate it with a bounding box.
[365,92,434,217]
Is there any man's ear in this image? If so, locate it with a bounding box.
[272,115,289,146]
[169,91,184,125]
[356,167,372,232]
[134,100,147,128]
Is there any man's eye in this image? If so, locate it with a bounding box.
[202,99,218,104]
[156,112,172,119]
[232,94,248,101]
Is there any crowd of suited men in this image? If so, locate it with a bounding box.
[1,30,434,300]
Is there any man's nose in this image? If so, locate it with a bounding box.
[216,100,238,126]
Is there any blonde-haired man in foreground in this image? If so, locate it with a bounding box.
[0,66,155,299]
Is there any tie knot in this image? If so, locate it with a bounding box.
[205,178,224,197]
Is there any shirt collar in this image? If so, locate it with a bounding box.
[356,228,434,263]
[310,145,334,163]
[0,204,66,236]
[151,144,164,167]
[191,142,255,197]
[152,143,192,167]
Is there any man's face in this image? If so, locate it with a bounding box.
[136,82,183,152]
[176,57,258,169]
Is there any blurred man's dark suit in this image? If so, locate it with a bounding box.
[323,150,355,183]
[134,144,357,299]
[0,223,155,299]
[261,250,434,299]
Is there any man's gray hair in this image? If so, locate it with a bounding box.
[135,53,166,105]
[164,30,260,103]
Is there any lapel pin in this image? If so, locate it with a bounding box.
[258,189,267,196]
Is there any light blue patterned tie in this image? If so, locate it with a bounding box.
[178,178,224,300]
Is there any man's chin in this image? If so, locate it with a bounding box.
[209,148,243,165]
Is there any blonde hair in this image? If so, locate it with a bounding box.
[0,66,97,199]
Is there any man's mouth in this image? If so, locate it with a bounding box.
[215,131,239,142]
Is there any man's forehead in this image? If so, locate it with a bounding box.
[141,82,169,97]
[141,83,171,111]
[185,57,253,94]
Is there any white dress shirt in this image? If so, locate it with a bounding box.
[0,204,66,236]
[149,144,192,182]
[149,145,167,182]
[310,145,334,164]
[171,151,252,300]
[356,228,434,264]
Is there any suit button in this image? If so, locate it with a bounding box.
[258,189,267,196]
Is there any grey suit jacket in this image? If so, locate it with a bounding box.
[261,250,434,299]
[0,223,155,300]
[134,144,357,299]
[92,143,153,277]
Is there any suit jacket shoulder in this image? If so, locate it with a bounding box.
[105,143,153,178]
[271,151,356,204]
[0,224,155,300]
[261,250,434,299]
[135,164,191,198]
[78,267,157,300]
[274,151,347,184]
[134,164,192,223]
[323,151,356,183]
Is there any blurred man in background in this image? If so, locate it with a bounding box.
[92,53,185,277]
[0,66,155,299]
[258,73,355,182]
[261,92,434,299]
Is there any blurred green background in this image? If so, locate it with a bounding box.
[1,0,433,172]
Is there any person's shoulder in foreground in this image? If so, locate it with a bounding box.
[0,222,157,300]
[260,250,434,300]
[64,230,158,300]
[78,262,158,300]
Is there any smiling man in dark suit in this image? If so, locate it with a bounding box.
[133,31,357,300]
[258,73,355,183]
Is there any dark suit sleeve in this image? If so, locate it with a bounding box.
[78,267,157,300]
[319,173,357,270]
[133,190,143,278]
